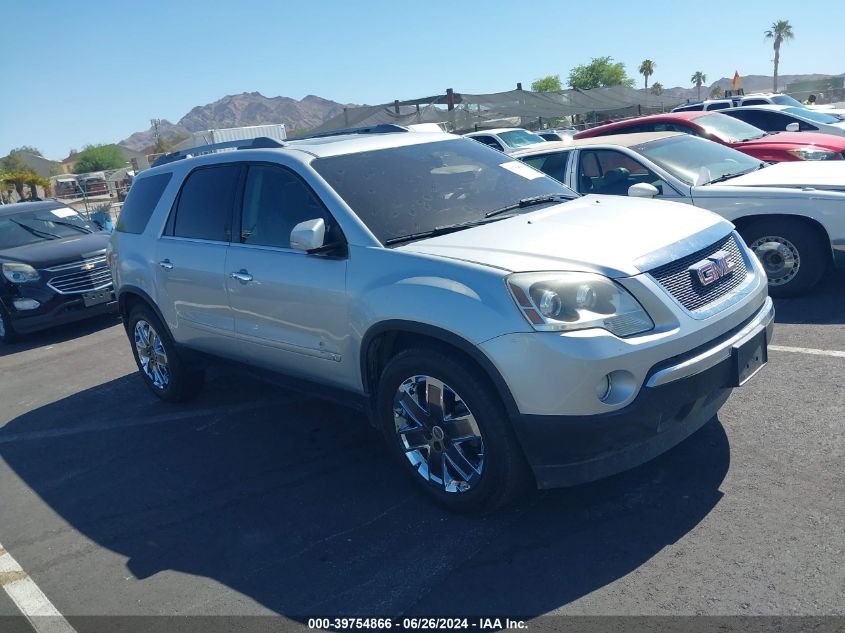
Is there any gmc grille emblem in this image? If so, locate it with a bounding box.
[689,250,736,287]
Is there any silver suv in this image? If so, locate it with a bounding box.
[109,126,773,512]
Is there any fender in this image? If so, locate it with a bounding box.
[359,319,521,419]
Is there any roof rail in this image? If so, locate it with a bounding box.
[151,136,285,168]
[288,124,409,141]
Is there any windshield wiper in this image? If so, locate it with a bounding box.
[708,164,764,184]
[9,219,61,240]
[41,219,93,233]
[383,216,506,246]
[484,193,571,218]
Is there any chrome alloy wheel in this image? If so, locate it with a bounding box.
[749,235,800,287]
[393,375,484,493]
[134,320,170,390]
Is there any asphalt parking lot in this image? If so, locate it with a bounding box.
[0,270,842,632]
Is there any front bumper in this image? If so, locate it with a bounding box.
[2,286,117,334]
[509,297,774,488]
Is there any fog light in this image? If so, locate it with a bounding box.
[596,374,612,402]
[13,298,40,310]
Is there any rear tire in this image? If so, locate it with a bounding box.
[127,304,204,402]
[376,348,530,513]
[740,218,827,298]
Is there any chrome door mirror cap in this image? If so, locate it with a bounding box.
[785,122,800,132]
[628,183,660,198]
[290,218,326,252]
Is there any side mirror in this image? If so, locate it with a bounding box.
[785,122,800,132]
[290,218,325,252]
[628,183,660,198]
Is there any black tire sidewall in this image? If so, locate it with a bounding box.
[0,306,17,343]
[376,348,527,512]
[741,218,826,297]
[127,305,198,402]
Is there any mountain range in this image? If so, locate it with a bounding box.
[120,92,354,151]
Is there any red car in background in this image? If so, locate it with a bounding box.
[573,111,845,162]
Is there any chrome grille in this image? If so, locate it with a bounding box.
[46,257,113,294]
[647,234,749,313]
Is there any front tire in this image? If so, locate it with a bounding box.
[127,304,204,402]
[0,306,18,344]
[377,348,530,513]
[741,218,827,298]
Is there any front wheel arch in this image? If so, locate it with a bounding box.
[360,321,521,423]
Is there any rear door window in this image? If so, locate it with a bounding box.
[116,173,172,234]
[171,165,241,241]
[471,136,505,151]
[520,151,571,183]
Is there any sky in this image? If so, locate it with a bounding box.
[2,0,842,160]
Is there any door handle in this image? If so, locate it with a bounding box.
[158,260,174,270]
[229,270,253,283]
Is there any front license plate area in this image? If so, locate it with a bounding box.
[82,288,113,307]
[731,330,768,386]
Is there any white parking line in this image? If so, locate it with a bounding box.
[769,345,845,359]
[0,542,76,633]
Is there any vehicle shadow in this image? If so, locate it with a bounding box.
[0,370,729,620]
[0,312,122,357]
[773,268,845,325]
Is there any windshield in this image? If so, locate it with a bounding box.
[0,206,99,250]
[784,107,840,124]
[312,138,576,244]
[635,135,762,186]
[695,113,766,142]
[771,95,804,107]
[498,130,546,148]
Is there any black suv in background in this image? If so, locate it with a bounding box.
[0,201,116,342]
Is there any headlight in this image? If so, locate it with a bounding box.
[786,147,839,161]
[2,262,40,284]
[507,272,654,337]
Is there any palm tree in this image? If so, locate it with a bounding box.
[639,59,656,92]
[765,20,794,93]
[691,71,707,100]
[650,82,664,96]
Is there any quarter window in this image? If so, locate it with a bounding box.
[172,165,240,241]
[116,173,172,234]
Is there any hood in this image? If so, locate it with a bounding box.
[397,195,728,278]
[0,232,111,269]
[738,131,845,150]
[710,161,845,192]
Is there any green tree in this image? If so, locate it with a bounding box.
[710,84,725,98]
[650,82,664,96]
[73,144,126,173]
[2,172,33,200]
[638,60,656,92]
[531,75,562,92]
[568,57,635,90]
[8,145,42,157]
[765,20,794,93]
[690,71,707,100]
[1,151,36,174]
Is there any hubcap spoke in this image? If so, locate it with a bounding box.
[393,374,484,494]
[133,320,170,390]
